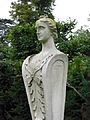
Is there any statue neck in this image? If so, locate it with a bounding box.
[41,37,56,53]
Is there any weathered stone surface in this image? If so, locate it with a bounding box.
[22,15,68,120]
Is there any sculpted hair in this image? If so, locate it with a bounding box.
[36,15,58,40]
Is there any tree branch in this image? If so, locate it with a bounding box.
[67,82,88,102]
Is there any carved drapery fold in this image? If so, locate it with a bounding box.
[22,54,53,120]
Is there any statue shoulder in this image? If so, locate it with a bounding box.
[51,49,68,60]
[42,51,68,72]
[22,54,35,67]
[54,49,67,55]
[22,56,30,67]
[22,56,31,79]
[22,55,35,81]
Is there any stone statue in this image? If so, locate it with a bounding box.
[22,15,68,120]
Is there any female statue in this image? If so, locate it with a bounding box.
[22,15,68,120]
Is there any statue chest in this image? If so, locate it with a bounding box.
[28,53,53,76]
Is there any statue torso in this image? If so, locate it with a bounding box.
[22,51,56,120]
[22,50,64,120]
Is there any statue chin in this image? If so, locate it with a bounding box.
[38,37,49,43]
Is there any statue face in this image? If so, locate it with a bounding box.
[36,21,51,43]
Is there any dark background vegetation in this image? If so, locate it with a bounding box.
[0,0,90,120]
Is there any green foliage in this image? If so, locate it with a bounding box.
[0,60,14,120]
[0,59,31,120]
[0,42,10,60]
[0,39,31,119]
[65,55,90,120]
[56,19,76,42]
[57,28,90,59]
[0,19,14,44]
[10,0,54,24]
[7,23,41,59]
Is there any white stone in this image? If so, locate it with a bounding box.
[22,15,68,120]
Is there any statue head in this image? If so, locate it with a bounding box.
[36,15,58,41]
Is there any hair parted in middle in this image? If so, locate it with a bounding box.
[36,15,58,40]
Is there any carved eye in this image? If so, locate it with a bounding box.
[38,26,45,30]
[37,26,45,34]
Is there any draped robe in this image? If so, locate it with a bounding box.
[22,52,68,120]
